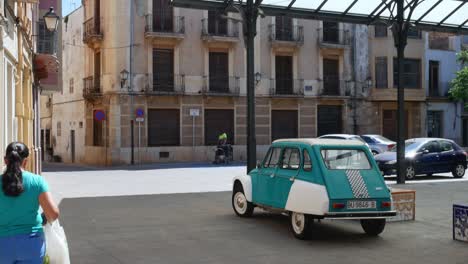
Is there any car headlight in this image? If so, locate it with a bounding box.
[385,160,397,165]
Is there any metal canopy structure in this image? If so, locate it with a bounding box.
[171,0,468,183]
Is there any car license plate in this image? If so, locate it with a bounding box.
[347,200,376,209]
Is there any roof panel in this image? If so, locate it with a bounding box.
[171,0,468,33]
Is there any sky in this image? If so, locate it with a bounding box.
[62,0,80,16]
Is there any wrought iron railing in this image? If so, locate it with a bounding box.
[83,17,103,42]
[269,24,304,43]
[318,77,349,96]
[144,14,185,34]
[148,74,185,94]
[202,76,240,94]
[201,18,239,38]
[269,78,304,96]
[317,28,350,46]
[427,81,451,98]
[83,76,101,98]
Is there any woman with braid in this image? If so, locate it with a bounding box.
[0,142,59,263]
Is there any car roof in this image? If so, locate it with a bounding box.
[273,138,366,147]
[407,138,454,143]
[318,134,360,139]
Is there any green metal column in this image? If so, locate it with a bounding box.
[245,0,257,173]
[395,0,407,184]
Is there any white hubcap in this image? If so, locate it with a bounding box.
[456,165,465,176]
[234,192,247,214]
[406,166,415,179]
[291,212,305,234]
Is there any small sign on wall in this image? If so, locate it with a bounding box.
[190,109,200,117]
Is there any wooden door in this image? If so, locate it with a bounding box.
[209,52,229,92]
[153,49,174,91]
[204,110,234,145]
[429,61,439,96]
[275,56,293,94]
[271,110,298,141]
[153,0,173,32]
[317,105,342,136]
[323,59,339,95]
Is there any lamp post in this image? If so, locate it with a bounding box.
[120,69,129,89]
[33,7,60,174]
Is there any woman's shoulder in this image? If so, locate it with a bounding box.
[22,171,46,184]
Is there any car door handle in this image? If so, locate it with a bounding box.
[270,174,275,178]
[289,177,295,182]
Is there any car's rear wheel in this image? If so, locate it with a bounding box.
[452,164,466,178]
[360,219,386,236]
[232,184,254,217]
[290,212,312,240]
[405,165,416,180]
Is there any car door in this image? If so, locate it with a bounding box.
[253,147,281,206]
[438,140,456,172]
[271,147,300,209]
[416,141,442,173]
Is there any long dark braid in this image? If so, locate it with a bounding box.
[2,142,29,197]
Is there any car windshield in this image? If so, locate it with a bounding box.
[371,135,393,143]
[320,149,371,170]
[389,140,423,152]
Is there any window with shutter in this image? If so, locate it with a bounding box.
[153,49,174,92]
[208,10,227,35]
[275,56,293,94]
[153,0,173,32]
[148,109,180,146]
[204,110,234,145]
[374,25,387,37]
[209,52,229,93]
[393,58,421,89]
[275,16,292,41]
[375,57,388,89]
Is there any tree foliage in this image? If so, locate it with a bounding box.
[449,50,468,110]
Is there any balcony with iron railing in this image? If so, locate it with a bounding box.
[202,76,240,95]
[269,78,304,97]
[318,77,349,97]
[83,17,103,46]
[269,24,304,48]
[144,14,185,42]
[83,76,102,99]
[317,28,350,49]
[147,74,185,95]
[427,81,451,99]
[201,18,239,44]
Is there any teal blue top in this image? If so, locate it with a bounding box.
[0,171,49,237]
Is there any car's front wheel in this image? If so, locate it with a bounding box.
[290,212,312,240]
[372,150,379,156]
[232,184,254,217]
[405,165,416,180]
[360,219,386,236]
[452,164,466,178]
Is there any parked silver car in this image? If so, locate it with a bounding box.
[360,135,396,155]
[318,134,371,150]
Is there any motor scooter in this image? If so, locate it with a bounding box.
[213,144,233,164]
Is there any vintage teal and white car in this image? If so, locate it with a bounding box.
[232,138,396,239]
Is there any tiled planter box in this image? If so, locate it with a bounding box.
[453,204,468,242]
[389,188,416,222]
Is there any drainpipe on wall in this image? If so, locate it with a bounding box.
[130,0,135,165]
[351,24,358,135]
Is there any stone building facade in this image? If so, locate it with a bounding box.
[55,0,460,165]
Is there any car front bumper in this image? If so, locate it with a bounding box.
[377,162,397,176]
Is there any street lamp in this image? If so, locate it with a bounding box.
[255,72,262,86]
[366,77,373,89]
[43,7,60,32]
[120,69,129,89]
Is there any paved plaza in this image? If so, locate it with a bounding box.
[43,163,468,264]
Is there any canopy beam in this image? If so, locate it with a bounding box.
[437,1,465,26]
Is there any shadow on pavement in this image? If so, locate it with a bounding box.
[43,161,246,172]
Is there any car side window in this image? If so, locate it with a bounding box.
[303,149,312,172]
[361,136,373,144]
[440,141,453,152]
[422,141,440,153]
[281,148,300,170]
[264,147,281,168]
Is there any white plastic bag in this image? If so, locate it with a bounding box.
[44,220,71,264]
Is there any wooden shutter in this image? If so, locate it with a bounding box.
[375,57,388,88]
[271,110,298,141]
[275,16,292,40]
[148,109,180,146]
[323,21,339,43]
[317,105,342,136]
[275,56,293,94]
[204,110,234,145]
[209,52,229,92]
[153,49,174,91]
[323,59,339,95]
[208,10,227,35]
